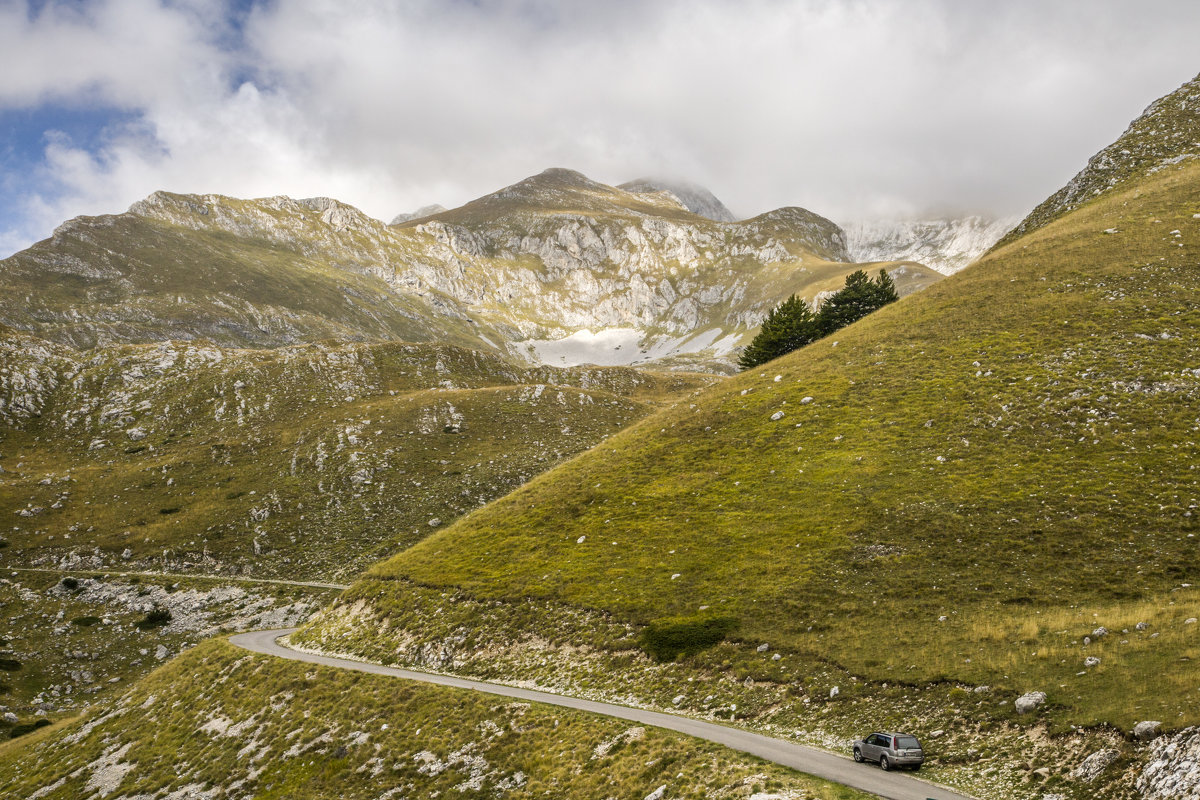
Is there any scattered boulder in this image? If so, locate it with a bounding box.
[154,645,169,661]
[671,695,685,706]
[770,411,785,421]
[1092,626,1109,638]
[1015,691,1047,714]
[645,785,667,800]
[829,686,839,699]
[1135,721,1163,741]
[1136,621,1149,630]
[1185,618,1197,625]
[756,643,770,652]
[1084,656,1101,667]
[1072,748,1120,783]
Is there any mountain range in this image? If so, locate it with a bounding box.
[0,168,950,374]
[3,68,1199,800]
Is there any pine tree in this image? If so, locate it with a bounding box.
[815,269,898,335]
[737,270,899,371]
[737,294,818,369]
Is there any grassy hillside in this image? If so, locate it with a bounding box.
[297,151,1200,799]
[0,198,506,352]
[1,334,713,581]
[0,638,871,800]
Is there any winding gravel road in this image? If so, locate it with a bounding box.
[231,629,976,800]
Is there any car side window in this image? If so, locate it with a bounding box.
[869,734,883,746]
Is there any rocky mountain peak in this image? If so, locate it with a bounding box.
[997,70,1200,248]
[843,215,1018,275]
[620,177,737,222]
[390,204,449,226]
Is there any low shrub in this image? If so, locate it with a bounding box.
[136,607,172,630]
[639,613,738,661]
[0,658,22,672]
[60,577,79,591]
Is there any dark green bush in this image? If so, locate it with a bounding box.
[0,658,22,672]
[639,613,738,661]
[60,577,80,591]
[136,607,172,630]
[9,719,52,738]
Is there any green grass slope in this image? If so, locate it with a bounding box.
[0,638,871,800]
[306,153,1200,756]
[1,334,714,581]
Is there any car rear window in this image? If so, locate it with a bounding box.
[897,736,920,749]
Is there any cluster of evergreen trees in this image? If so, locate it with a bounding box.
[737,269,899,369]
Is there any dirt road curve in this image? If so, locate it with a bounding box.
[230,628,976,800]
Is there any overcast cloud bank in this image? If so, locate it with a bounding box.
[2,0,1199,256]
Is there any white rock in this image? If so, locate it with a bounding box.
[427,518,441,527]
[672,694,685,706]
[773,375,782,382]
[121,548,132,560]
[771,653,781,661]
[1134,720,1163,741]
[1185,618,1198,625]
[1137,727,1200,798]
[1092,626,1109,638]
[829,686,839,699]
[576,535,586,544]
[1015,691,1047,714]
[1136,621,1150,630]
[1072,748,1120,783]
[756,643,770,652]
[770,411,785,421]
[1084,656,1101,667]
[154,645,169,661]
[645,785,667,800]
[800,396,814,404]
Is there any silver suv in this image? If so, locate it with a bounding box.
[852,731,924,771]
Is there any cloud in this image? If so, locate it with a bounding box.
[3,0,1200,256]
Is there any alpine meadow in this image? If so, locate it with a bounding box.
[2,13,1200,800]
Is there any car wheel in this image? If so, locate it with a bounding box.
[879,755,890,771]
[853,748,863,763]
[910,763,921,772]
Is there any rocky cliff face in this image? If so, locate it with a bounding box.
[1,169,940,372]
[997,71,1200,248]
[843,216,1018,275]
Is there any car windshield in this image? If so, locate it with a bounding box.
[896,736,920,749]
